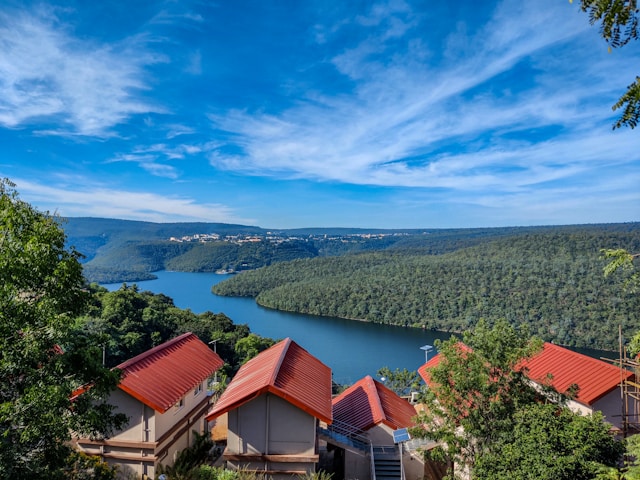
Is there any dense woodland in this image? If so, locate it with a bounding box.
[0,181,281,479]
[66,218,602,283]
[65,217,640,351]
[213,225,640,351]
[82,283,274,376]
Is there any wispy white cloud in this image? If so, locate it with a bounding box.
[0,5,165,136]
[12,177,253,224]
[108,142,208,178]
[207,0,636,198]
[185,50,202,75]
[166,124,197,139]
[149,9,204,26]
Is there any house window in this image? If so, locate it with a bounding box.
[174,397,184,411]
[194,382,202,396]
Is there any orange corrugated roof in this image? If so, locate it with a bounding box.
[116,332,224,413]
[206,338,332,423]
[332,376,416,431]
[519,342,632,406]
[418,342,632,407]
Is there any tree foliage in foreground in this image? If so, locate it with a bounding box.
[596,433,640,479]
[411,320,543,474]
[0,179,126,480]
[80,283,275,376]
[577,0,640,128]
[474,403,623,480]
[376,367,422,397]
[411,319,623,479]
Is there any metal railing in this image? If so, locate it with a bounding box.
[370,442,377,480]
[319,418,371,451]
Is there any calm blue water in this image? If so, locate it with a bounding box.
[102,271,617,384]
[102,271,453,385]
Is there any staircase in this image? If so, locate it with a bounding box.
[373,446,402,480]
[318,421,405,480]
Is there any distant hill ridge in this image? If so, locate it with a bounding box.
[63,217,639,284]
[63,217,640,350]
[212,223,640,351]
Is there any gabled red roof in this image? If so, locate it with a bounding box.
[519,342,632,406]
[116,332,224,413]
[418,342,632,407]
[206,338,332,424]
[332,375,416,431]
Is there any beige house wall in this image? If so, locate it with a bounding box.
[155,380,207,438]
[75,381,211,480]
[403,446,429,480]
[225,393,318,477]
[564,387,628,431]
[366,423,395,445]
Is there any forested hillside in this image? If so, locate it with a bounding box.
[67,217,635,284]
[213,225,640,350]
[64,217,267,282]
[84,283,274,375]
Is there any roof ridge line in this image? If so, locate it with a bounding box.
[268,337,292,386]
[367,375,386,423]
[544,342,618,367]
[117,332,193,370]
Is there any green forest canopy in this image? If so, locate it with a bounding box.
[213,225,640,351]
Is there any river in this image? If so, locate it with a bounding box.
[102,270,454,385]
[102,270,618,385]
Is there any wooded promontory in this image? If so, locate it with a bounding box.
[212,224,640,351]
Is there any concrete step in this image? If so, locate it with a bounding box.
[374,456,401,480]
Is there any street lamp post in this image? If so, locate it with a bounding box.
[420,344,433,363]
[209,338,221,384]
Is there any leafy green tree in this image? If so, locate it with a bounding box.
[234,333,276,365]
[411,319,544,477]
[474,403,624,480]
[575,0,640,128]
[412,318,623,479]
[0,179,126,479]
[376,367,422,396]
[602,248,640,354]
[62,452,117,480]
[603,248,639,293]
[595,434,640,479]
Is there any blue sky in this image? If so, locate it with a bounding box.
[1,0,638,229]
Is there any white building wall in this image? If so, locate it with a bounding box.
[593,388,627,431]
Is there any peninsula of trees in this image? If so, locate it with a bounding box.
[212,224,640,351]
[65,218,640,350]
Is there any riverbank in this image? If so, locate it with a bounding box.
[103,270,618,384]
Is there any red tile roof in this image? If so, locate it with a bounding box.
[418,342,632,407]
[332,376,416,431]
[116,332,224,413]
[206,338,332,424]
[519,342,632,406]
